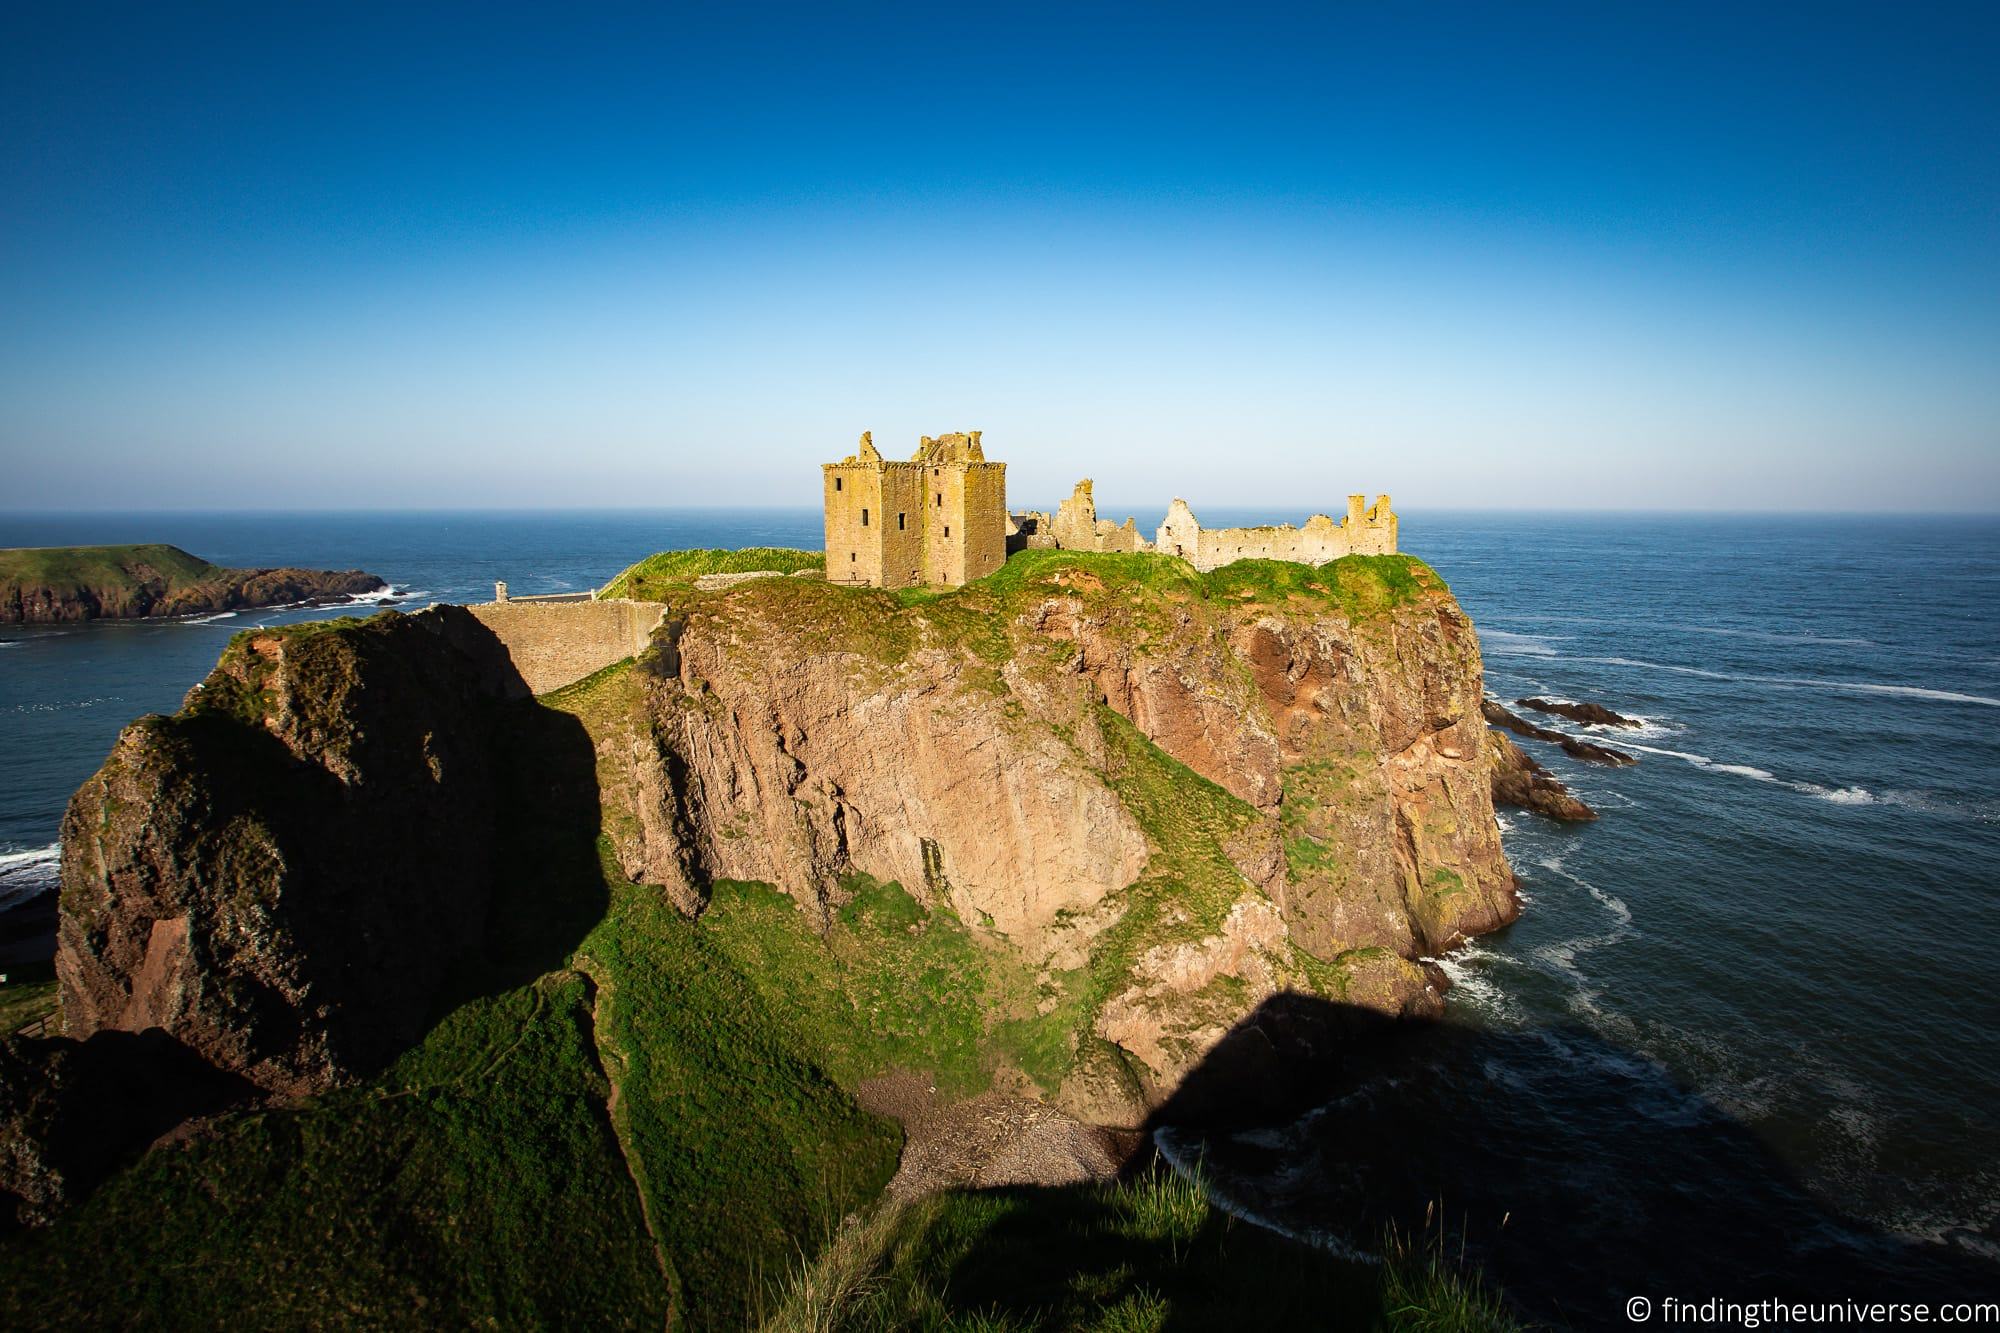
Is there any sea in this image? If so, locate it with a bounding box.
[3,508,1997,1318]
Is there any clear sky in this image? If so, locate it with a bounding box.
[3,2,1996,512]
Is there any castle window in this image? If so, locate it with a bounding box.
[849,552,856,562]
[862,508,870,527]
[835,477,842,492]
[898,513,905,530]
[944,525,951,538]
[936,494,942,507]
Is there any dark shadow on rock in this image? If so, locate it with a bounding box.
[1142,995,2000,1327]
[0,1028,256,1230]
[9,607,610,1222]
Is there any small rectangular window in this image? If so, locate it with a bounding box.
[944,525,951,538]
[850,552,856,562]
[936,494,942,507]
[862,508,870,527]
[835,477,842,491]
[898,513,905,530]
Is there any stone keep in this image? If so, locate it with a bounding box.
[823,431,1008,588]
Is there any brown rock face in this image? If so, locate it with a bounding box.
[580,556,1519,1117]
[50,551,1525,1128]
[54,607,558,1094]
[1487,730,1598,822]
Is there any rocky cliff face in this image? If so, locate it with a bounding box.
[580,553,1518,1121]
[55,608,528,1094]
[49,551,1521,1128]
[0,543,385,624]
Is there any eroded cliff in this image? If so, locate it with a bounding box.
[47,548,1520,1130]
[563,550,1519,1122]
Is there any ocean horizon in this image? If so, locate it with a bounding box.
[3,505,1996,1310]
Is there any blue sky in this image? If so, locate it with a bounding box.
[3,2,1995,511]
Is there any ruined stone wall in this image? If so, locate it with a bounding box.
[1008,511,1057,553]
[1155,495,1397,572]
[1046,479,1151,555]
[465,597,667,695]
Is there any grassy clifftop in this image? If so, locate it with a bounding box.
[0,543,221,592]
[599,546,824,600]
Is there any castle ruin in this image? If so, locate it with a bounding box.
[1008,478,1397,571]
[823,431,1007,588]
[1154,493,1397,570]
[823,434,1396,585]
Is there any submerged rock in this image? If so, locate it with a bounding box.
[1487,731,1597,822]
[1517,695,1641,729]
[1482,699,1636,766]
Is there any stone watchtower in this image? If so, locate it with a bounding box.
[823,431,1007,588]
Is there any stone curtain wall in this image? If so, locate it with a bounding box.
[1155,495,1397,572]
[466,598,667,695]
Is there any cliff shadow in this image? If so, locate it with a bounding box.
[1129,995,2000,1328]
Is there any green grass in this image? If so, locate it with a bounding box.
[600,547,825,600]
[0,972,670,1329]
[0,959,58,1037]
[702,877,1020,1098]
[754,1165,1519,1332]
[577,861,901,1328]
[0,543,221,591]
[2,678,901,1333]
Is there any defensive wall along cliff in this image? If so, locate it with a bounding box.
[465,595,667,696]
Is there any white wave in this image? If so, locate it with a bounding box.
[1153,1126,1385,1265]
[0,843,60,913]
[1433,944,1525,1024]
[184,610,238,624]
[1621,742,1878,806]
[1500,652,2000,708]
[346,584,406,604]
[1482,629,1562,658]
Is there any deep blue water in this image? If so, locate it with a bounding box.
[3,508,1997,1313]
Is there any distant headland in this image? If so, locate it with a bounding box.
[0,543,386,624]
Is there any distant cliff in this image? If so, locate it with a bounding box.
[0,543,384,624]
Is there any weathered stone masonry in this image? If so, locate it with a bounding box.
[466,597,667,696]
[823,431,1007,588]
[1009,479,1398,571]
